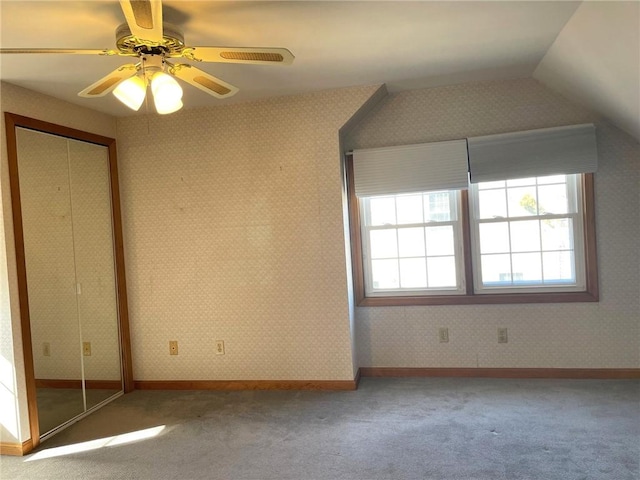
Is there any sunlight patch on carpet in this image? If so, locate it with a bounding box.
[25,425,166,461]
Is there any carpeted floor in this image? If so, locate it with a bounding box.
[2,377,638,479]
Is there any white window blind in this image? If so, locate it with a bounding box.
[352,139,469,197]
[467,124,597,183]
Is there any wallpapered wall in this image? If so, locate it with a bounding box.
[116,85,380,381]
[0,81,117,443]
[344,78,640,369]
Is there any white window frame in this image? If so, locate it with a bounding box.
[469,174,586,294]
[359,190,466,297]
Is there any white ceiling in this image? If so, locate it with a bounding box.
[534,1,640,142]
[0,1,637,143]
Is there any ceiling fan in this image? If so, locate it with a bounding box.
[0,0,294,114]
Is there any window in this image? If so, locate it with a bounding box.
[470,174,586,293]
[360,190,465,296]
[348,166,597,306]
[346,126,599,306]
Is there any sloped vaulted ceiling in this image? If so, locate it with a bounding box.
[0,1,637,142]
[534,2,640,142]
[0,1,581,116]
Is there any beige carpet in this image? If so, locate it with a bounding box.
[2,378,639,479]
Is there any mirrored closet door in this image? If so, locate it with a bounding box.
[5,113,132,447]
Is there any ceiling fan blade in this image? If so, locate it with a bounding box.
[167,63,238,99]
[78,64,138,98]
[0,48,126,56]
[180,47,294,65]
[119,0,163,43]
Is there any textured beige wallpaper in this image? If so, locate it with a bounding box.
[345,78,640,369]
[117,85,380,381]
[0,81,116,443]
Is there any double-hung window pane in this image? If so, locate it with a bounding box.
[361,191,464,296]
[470,174,585,292]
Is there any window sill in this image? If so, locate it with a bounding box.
[357,290,599,306]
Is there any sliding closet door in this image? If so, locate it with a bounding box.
[15,127,85,435]
[68,139,122,410]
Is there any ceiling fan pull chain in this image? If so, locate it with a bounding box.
[140,56,152,125]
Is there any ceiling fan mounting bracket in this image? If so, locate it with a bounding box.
[115,22,185,57]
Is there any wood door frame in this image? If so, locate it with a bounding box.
[4,112,133,450]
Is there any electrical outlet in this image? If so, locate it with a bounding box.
[215,340,225,355]
[169,340,179,355]
[438,327,449,343]
[43,342,50,357]
[82,342,91,356]
[498,328,508,344]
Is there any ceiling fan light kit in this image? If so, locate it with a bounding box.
[113,75,146,111]
[113,53,184,114]
[0,0,294,115]
[150,72,183,115]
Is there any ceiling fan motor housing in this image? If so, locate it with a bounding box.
[115,22,185,56]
